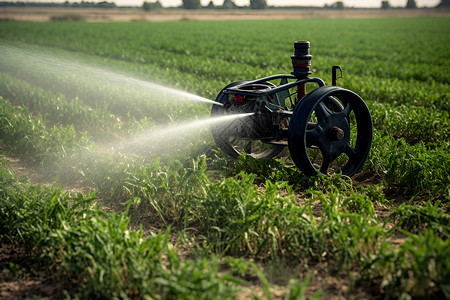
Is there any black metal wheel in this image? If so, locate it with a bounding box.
[288,85,372,177]
[211,81,285,159]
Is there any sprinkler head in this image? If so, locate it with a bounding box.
[291,41,312,79]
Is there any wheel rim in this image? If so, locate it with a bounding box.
[211,81,285,160]
[288,86,372,177]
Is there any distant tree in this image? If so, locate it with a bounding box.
[437,0,450,7]
[250,0,267,9]
[183,0,201,9]
[221,0,237,9]
[406,0,417,8]
[381,1,390,9]
[330,1,344,9]
[206,1,215,8]
[143,1,162,11]
[97,1,116,8]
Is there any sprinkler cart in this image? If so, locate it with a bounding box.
[211,41,373,177]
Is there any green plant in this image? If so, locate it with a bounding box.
[0,163,240,299]
[387,200,450,237]
[126,156,210,227]
[358,183,391,205]
[369,130,450,199]
[227,153,306,185]
[342,192,376,217]
[368,101,450,144]
[364,230,450,299]
[284,275,322,300]
[312,190,384,271]
[191,172,320,259]
[0,96,93,167]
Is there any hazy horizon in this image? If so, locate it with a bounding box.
[5,0,442,8]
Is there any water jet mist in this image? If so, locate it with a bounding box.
[102,112,254,157]
[0,43,220,111]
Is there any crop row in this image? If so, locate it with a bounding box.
[0,45,210,123]
[0,18,448,111]
[1,85,449,292]
[0,19,448,207]
[1,43,449,148]
[0,159,249,299]
[0,69,448,208]
[1,19,448,83]
[0,78,449,217]
[1,148,449,298]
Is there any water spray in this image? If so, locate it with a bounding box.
[0,43,220,108]
[102,112,252,156]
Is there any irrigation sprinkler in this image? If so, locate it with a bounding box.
[211,41,372,177]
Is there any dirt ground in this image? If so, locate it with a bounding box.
[1,7,449,22]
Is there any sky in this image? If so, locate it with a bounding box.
[15,0,442,7]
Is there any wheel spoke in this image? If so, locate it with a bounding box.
[319,143,345,174]
[315,101,331,122]
[306,125,323,147]
[344,145,360,164]
[319,150,332,174]
[306,122,317,130]
[336,102,352,119]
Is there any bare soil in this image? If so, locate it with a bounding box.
[0,245,70,300]
[1,7,449,22]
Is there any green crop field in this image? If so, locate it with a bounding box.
[0,17,449,299]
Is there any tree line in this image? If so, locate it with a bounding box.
[178,0,447,10]
[0,1,116,8]
[1,0,448,10]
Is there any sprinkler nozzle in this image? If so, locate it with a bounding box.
[291,41,312,79]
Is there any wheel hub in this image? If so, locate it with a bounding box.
[328,126,344,141]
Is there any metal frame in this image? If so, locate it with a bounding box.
[210,42,373,177]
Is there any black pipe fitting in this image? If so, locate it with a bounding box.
[291,41,312,79]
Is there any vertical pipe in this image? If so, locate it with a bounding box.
[297,83,306,100]
[332,65,343,86]
[291,41,312,102]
